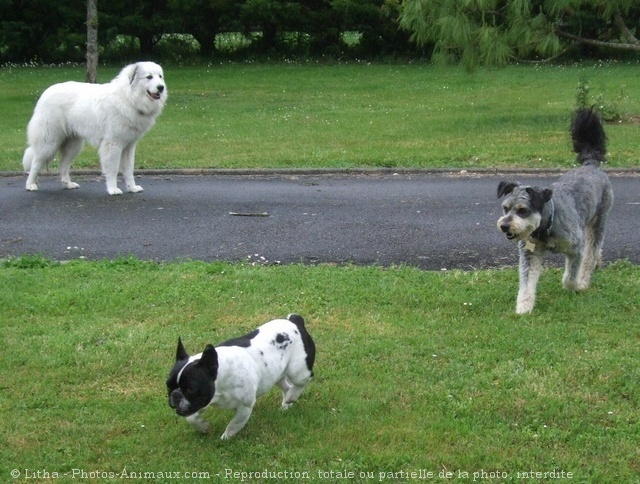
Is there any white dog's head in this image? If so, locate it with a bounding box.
[117,61,167,115]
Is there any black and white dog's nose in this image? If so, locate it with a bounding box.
[157,85,165,93]
[169,390,181,408]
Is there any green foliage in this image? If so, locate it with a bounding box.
[575,77,591,109]
[575,77,629,122]
[400,0,562,70]
[400,0,640,69]
[0,0,411,63]
[3,0,640,63]
[1,259,639,479]
[1,254,56,269]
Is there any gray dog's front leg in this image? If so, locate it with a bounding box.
[517,245,543,314]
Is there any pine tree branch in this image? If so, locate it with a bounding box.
[556,29,640,52]
[613,7,640,45]
[517,43,578,64]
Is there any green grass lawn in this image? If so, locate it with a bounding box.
[1,61,639,172]
[1,257,639,482]
[1,63,639,482]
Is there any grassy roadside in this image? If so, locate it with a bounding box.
[1,62,639,173]
[1,257,639,482]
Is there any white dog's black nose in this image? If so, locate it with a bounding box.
[157,85,165,93]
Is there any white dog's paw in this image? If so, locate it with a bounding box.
[63,181,80,190]
[26,183,38,191]
[281,402,293,410]
[126,185,144,193]
[107,187,123,196]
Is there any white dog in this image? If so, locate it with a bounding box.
[22,61,167,195]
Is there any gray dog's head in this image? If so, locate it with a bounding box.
[497,181,552,241]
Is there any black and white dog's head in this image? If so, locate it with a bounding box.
[497,181,552,241]
[166,338,217,417]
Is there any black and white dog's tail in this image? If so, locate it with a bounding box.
[571,107,607,167]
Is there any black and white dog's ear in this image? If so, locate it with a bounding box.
[176,337,189,361]
[198,344,219,374]
[497,181,519,198]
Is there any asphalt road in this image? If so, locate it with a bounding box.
[1,172,638,270]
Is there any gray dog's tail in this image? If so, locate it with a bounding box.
[571,108,607,167]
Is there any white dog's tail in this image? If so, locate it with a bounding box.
[22,147,35,172]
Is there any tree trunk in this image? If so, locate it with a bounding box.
[86,0,98,83]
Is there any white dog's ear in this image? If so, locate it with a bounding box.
[128,64,139,84]
[116,63,139,84]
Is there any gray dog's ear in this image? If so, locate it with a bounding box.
[497,181,519,198]
[525,187,553,211]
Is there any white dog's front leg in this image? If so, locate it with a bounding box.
[120,144,143,193]
[186,413,209,434]
[99,140,123,195]
[516,246,543,314]
[221,405,254,440]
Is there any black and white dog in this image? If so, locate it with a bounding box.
[166,314,315,439]
[497,108,613,314]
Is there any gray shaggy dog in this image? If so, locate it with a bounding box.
[497,108,613,314]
